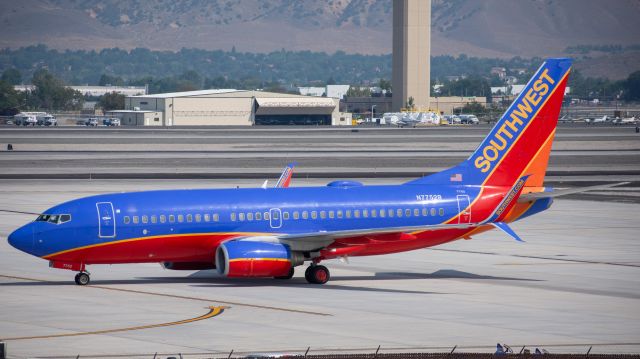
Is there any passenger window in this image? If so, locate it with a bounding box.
[151,215,157,224]
[430,208,436,216]
[329,211,335,219]
[397,209,403,217]
[345,210,351,218]
[414,208,419,217]
[186,214,193,222]
[133,216,139,224]
[363,209,369,218]
[337,210,343,219]
[283,212,289,220]
[302,211,308,219]
[354,210,360,218]
[160,215,166,223]
[293,211,300,220]
[388,209,394,217]
[204,214,210,222]
[422,208,428,216]
[320,211,327,219]
[195,214,202,222]
[439,208,445,216]
[255,212,262,220]
[142,215,148,224]
[247,212,254,221]
[230,213,236,221]
[238,213,245,221]
[371,209,377,218]
[213,213,219,222]
[169,215,175,223]
[59,214,71,223]
[177,214,184,223]
[124,216,130,224]
[311,211,317,219]
[264,212,270,220]
[406,209,412,217]
[379,209,385,218]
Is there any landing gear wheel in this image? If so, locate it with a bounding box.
[304,265,314,282]
[274,267,295,280]
[306,265,330,284]
[74,272,90,286]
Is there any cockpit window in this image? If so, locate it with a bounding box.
[36,213,71,224]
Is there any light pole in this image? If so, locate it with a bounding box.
[371,104,376,123]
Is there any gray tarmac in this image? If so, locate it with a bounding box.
[1,124,639,179]
[0,125,639,358]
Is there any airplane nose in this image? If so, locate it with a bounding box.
[8,224,33,253]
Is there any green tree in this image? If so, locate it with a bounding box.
[459,101,487,115]
[406,96,415,109]
[98,74,124,86]
[99,92,125,111]
[1,68,22,85]
[30,69,84,111]
[0,80,21,115]
[622,71,640,101]
[378,78,392,91]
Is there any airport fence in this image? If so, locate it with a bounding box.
[279,355,640,359]
[222,354,640,359]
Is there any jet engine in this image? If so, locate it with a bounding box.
[216,240,303,277]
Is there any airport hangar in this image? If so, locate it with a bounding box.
[112,89,351,126]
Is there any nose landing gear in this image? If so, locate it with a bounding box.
[74,271,90,285]
[305,265,330,284]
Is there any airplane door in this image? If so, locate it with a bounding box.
[96,202,116,238]
[269,208,282,229]
[456,195,472,224]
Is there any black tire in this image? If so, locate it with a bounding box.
[304,266,314,282]
[274,267,295,280]
[307,265,330,284]
[75,272,90,285]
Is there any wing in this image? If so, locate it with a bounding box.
[277,222,478,252]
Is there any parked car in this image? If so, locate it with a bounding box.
[458,114,479,124]
[84,118,99,127]
[14,113,37,126]
[103,118,121,126]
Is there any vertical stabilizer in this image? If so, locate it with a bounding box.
[406,58,572,187]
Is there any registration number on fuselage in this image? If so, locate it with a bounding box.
[416,194,442,201]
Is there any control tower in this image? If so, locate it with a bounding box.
[392,0,431,112]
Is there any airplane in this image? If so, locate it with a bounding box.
[586,115,609,124]
[8,58,620,286]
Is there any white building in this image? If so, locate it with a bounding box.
[124,89,350,126]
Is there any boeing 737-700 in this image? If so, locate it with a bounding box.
[8,58,619,286]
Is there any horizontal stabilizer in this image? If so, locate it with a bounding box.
[491,222,525,242]
[519,182,629,202]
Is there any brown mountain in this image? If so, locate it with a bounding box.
[2,0,640,77]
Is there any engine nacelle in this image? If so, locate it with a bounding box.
[161,262,215,270]
[216,241,301,278]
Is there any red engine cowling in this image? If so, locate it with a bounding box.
[162,262,215,270]
[216,241,294,278]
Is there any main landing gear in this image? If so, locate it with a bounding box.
[74,271,90,285]
[305,265,330,284]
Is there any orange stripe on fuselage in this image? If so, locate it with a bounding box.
[43,232,272,264]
